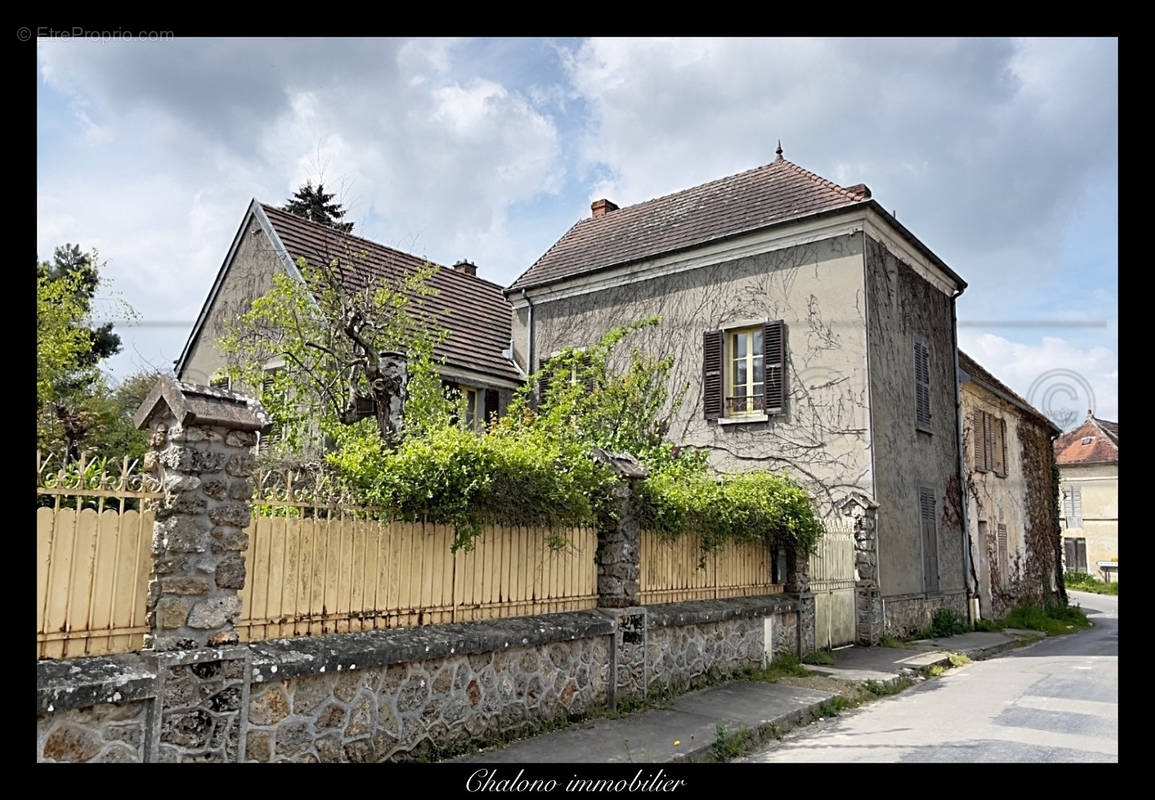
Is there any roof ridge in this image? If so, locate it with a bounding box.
[777,157,867,201]
[590,160,779,219]
[260,202,507,292]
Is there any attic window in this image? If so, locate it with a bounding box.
[1081,436,1094,445]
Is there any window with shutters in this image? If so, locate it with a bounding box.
[919,487,940,592]
[1062,486,1083,529]
[1064,537,1088,573]
[209,373,231,390]
[703,321,785,421]
[996,523,1009,588]
[537,349,594,408]
[914,337,931,431]
[973,410,1007,477]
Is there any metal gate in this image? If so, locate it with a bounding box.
[809,527,856,649]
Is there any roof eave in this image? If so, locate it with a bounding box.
[863,199,967,293]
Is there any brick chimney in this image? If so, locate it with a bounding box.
[591,198,619,218]
[453,259,477,277]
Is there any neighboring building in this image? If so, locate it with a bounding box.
[506,145,970,638]
[958,351,1064,619]
[1054,413,1118,582]
[175,201,524,434]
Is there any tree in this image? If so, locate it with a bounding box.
[36,245,132,464]
[218,243,450,457]
[282,181,354,232]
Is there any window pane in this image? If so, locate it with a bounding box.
[734,333,746,358]
[754,360,764,383]
[734,361,747,387]
[753,329,763,356]
[753,382,763,396]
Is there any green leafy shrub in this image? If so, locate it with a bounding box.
[1064,571,1118,595]
[929,608,969,638]
[1002,603,1091,636]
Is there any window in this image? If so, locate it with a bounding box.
[463,386,481,431]
[973,410,1007,477]
[919,487,940,592]
[209,373,231,390]
[537,349,594,407]
[914,338,931,430]
[1081,436,1094,446]
[996,523,1009,588]
[1062,486,1083,528]
[259,367,283,451]
[703,321,785,421]
[1064,537,1088,573]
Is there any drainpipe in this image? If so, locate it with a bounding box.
[951,287,979,624]
[521,288,535,378]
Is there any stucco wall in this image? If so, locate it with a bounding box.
[513,234,873,512]
[962,383,1063,618]
[864,235,965,610]
[1060,462,1118,578]
[180,216,285,386]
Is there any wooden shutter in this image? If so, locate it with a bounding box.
[919,488,939,592]
[210,375,230,390]
[991,416,1006,476]
[580,351,596,393]
[972,411,987,471]
[915,340,931,428]
[261,371,280,448]
[703,330,724,420]
[536,360,550,408]
[997,523,1009,587]
[1072,487,1083,528]
[982,412,994,471]
[485,389,500,425]
[763,321,785,414]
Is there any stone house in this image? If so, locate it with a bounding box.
[957,351,1064,619]
[1054,413,1118,582]
[175,200,524,437]
[506,145,970,638]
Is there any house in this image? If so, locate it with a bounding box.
[506,145,971,639]
[1054,413,1118,582]
[175,201,524,432]
[957,351,1064,619]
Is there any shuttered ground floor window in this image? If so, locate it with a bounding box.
[1064,537,1088,574]
[919,487,940,592]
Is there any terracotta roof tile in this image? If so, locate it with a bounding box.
[1054,415,1119,465]
[261,205,520,383]
[507,157,872,291]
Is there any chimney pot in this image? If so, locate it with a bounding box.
[591,198,619,218]
[453,259,477,277]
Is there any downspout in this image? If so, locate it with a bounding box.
[521,288,535,378]
[951,287,979,623]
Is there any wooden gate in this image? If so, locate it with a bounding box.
[809,527,856,649]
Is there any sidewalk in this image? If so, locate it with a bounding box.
[452,628,1044,763]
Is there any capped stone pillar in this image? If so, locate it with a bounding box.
[133,379,270,652]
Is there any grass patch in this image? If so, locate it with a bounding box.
[972,618,1004,632]
[812,696,854,719]
[712,724,753,760]
[878,636,905,648]
[744,654,811,682]
[926,664,946,677]
[1065,572,1118,596]
[947,653,971,667]
[929,608,970,638]
[802,649,836,666]
[865,677,912,696]
[1002,603,1091,636]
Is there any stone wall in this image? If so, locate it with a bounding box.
[881,590,968,638]
[37,598,799,763]
[37,701,151,763]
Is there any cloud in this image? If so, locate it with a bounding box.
[959,331,1117,428]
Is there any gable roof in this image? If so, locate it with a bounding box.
[957,350,1061,436]
[176,201,522,385]
[1054,414,1119,466]
[508,153,921,292]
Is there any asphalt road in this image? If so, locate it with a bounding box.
[742,591,1118,763]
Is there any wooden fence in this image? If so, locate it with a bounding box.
[36,454,161,659]
[638,531,782,604]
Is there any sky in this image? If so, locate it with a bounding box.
[36,37,1117,430]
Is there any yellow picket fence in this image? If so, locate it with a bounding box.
[639,531,782,604]
[237,517,598,641]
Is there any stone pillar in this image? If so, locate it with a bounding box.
[841,493,882,647]
[590,449,649,705]
[784,545,816,657]
[132,379,269,763]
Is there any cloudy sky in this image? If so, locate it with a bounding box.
[36,37,1117,428]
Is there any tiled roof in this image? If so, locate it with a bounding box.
[958,350,1061,435]
[507,155,873,291]
[1054,415,1119,466]
[261,205,521,384]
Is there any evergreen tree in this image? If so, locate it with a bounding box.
[282,181,354,232]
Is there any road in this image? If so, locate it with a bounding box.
[742,591,1117,762]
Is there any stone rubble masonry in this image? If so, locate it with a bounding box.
[848,502,883,646]
[37,701,151,763]
[596,481,643,607]
[882,591,969,638]
[37,598,801,763]
[142,415,257,652]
